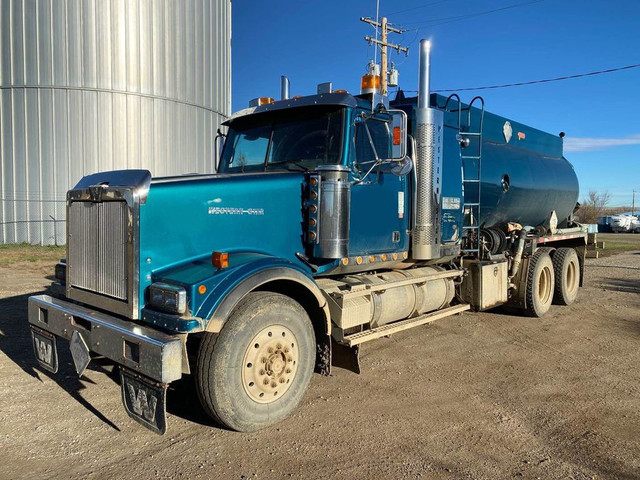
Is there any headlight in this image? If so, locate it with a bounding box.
[148,283,187,314]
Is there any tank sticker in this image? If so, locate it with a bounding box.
[398,192,405,218]
[208,207,265,215]
[503,121,512,143]
[442,197,461,210]
[517,131,526,141]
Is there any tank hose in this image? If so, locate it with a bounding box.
[509,229,527,279]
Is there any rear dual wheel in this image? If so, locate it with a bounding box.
[524,250,555,317]
[196,292,315,432]
[552,248,580,306]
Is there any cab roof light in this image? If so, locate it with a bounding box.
[212,251,229,269]
[360,74,380,95]
[248,97,275,107]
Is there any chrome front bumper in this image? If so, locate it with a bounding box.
[28,295,183,383]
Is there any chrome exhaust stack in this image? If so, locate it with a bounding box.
[412,39,443,260]
[280,76,290,100]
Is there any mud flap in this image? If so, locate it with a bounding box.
[331,338,361,374]
[31,326,58,374]
[120,367,168,435]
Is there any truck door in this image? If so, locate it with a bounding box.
[349,114,410,256]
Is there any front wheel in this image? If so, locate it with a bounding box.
[196,292,316,432]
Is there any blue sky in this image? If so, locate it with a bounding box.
[232,0,640,207]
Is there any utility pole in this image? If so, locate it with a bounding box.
[633,189,636,215]
[361,17,408,96]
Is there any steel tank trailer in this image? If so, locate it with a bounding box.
[466,105,578,231]
[392,93,579,246]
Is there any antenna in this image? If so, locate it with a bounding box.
[361,16,409,96]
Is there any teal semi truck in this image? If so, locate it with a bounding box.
[28,40,587,434]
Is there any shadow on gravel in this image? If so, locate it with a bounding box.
[0,291,121,431]
[166,376,223,430]
[0,291,225,432]
[600,278,640,294]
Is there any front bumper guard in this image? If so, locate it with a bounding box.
[28,294,183,384]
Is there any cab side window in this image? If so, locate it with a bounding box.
[354,118,393,171]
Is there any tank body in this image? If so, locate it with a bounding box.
[392,93,579,234]
[0,0,231,245]
[474,107,579,229]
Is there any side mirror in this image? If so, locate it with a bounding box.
[214,128,226,171]
[389,110,407,160]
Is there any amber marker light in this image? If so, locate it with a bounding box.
[369,255,376,263]
[212,251,229,269]
[356,256,363,265]
[360,74,380,93]
[393,126,402,145]
[310,178,318,186]
[341,258,349,265]
[381,254,388,261]
[198,285,207,295]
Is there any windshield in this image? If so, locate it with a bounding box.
[219,107,344,173]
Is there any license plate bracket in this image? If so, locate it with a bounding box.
[70,330,91,376]
[120,367,168,435]
[31,326,58,374]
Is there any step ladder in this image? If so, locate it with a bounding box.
[439,94,485,256]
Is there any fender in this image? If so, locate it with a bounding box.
[157,253,330,334]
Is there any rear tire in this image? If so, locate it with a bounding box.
[196,292,315,432]
[524,250,555,317]
[552,248,580,305]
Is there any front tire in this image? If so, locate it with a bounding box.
[196,292,316,432]
[524,250,555,317]
[552,248,580,305]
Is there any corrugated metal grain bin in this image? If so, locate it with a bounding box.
[0,0,231,245]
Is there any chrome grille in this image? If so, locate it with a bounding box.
[68,201,129,301]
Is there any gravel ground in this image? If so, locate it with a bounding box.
[1,235,639,480]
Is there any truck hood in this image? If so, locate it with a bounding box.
[138,171,308,307]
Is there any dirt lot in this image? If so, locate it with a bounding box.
[1,233,639,480]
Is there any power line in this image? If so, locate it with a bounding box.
[403,0,546,28]
[384,0,453,17]
[399,63,640,93]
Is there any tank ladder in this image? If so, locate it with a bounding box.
[441,94,485,256]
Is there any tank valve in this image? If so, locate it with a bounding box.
[456,134,470,148]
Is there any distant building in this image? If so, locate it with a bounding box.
[1,0,231,245]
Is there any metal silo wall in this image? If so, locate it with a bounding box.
[0,0,231,245]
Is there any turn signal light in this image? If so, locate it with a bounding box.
[393,126,401,145]
[212,251,229,269]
